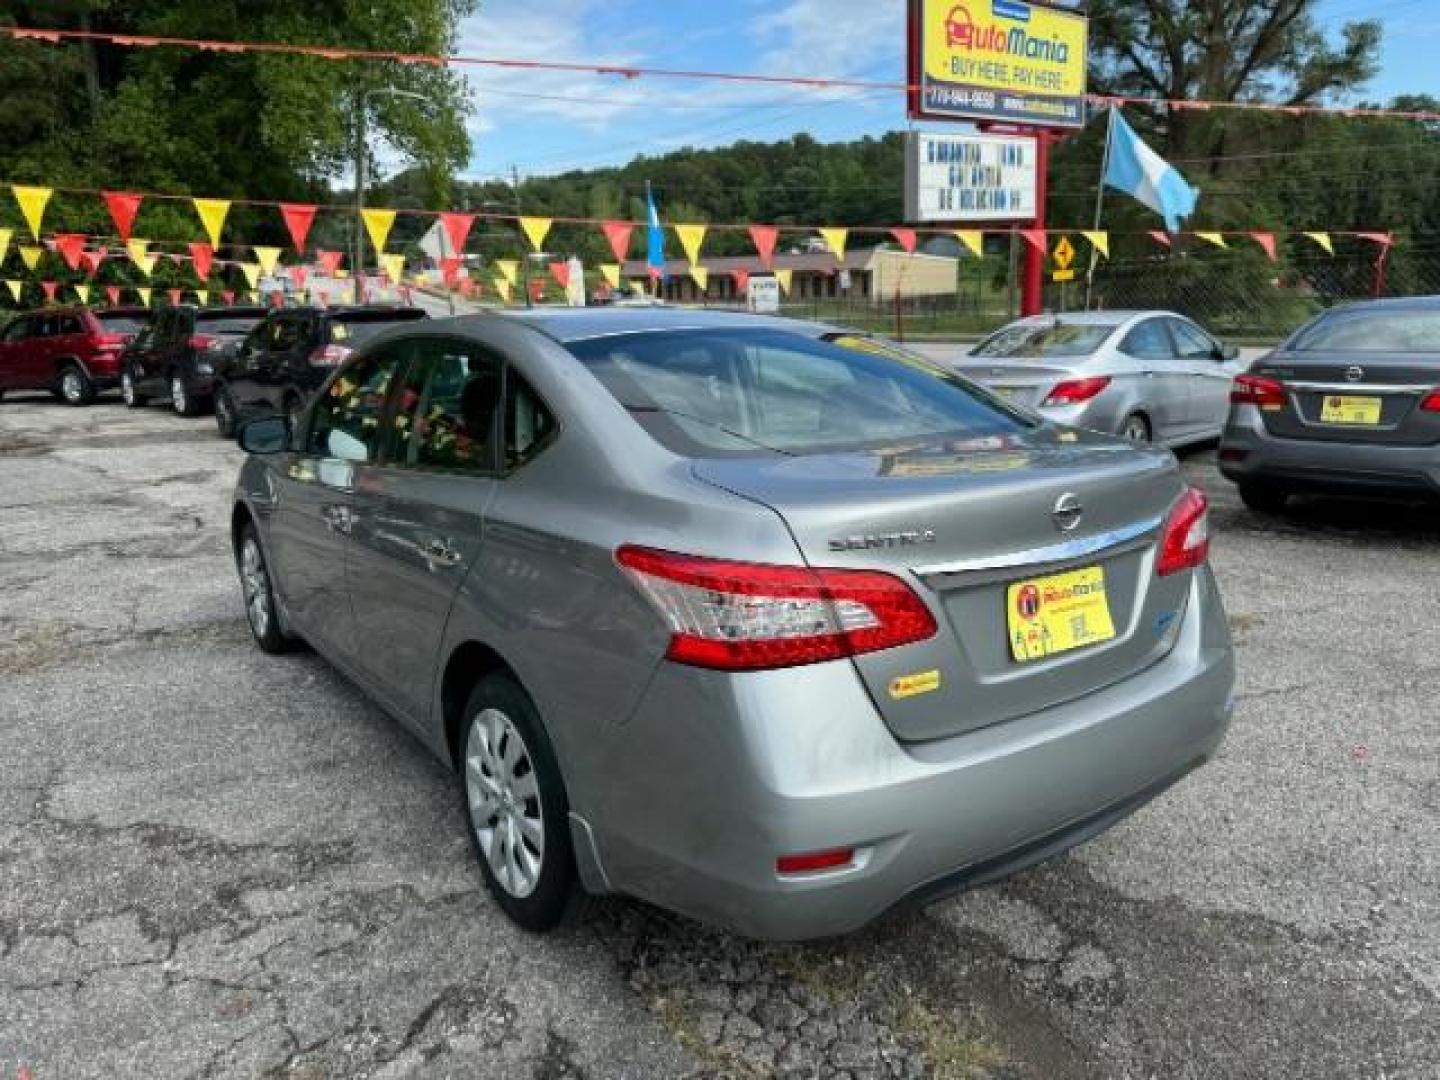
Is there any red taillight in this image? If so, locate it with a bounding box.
[1420,389,1440,412]
[93,333,127,351]
[1043,376,1112,406]
[615,546,938,671]
[309,344,352,367]
[188,334,222,353]
[777,848,855,875]
[1231,373,1286,409]
[1157,488,1210,578]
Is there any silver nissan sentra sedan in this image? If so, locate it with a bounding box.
[231,308,1235,940]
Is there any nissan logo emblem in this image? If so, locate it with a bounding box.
[1345,366,1365,383]
[1052,492,1083,533]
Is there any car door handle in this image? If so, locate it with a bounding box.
[422,539,463,567]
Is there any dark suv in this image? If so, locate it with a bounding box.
[121,305,267,417]
[214,305,428,436]
[0,307,152,406]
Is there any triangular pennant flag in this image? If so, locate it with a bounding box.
[192,198,231,248]
[317,289,330,306]
[379,252,405,285]
[0,227,10,266]
[1303,231,1334,256]
[253,246,282,276]
[105,285,121,305]
[1018,229,1048,254]
[1194,232,1228,248]
[954,230,984,258]
[818,228,848,261]
[439,256,462,286]
[280,203,318,252]
[167,288,183,306]
[290,266,307,289]
[732,269,750,295]
[1356,231,1394,248]
[73,283,90,304]
[519,216,552,251]
[1249,232,1277,262]
[239,263,260,289]
[602,221,634,262]
[136,287,152,307]
[439,212,475,257]
[4,280,21,302]
[494,259,519,286]
[750,225,779,269]
[196,289,209,306]
[127,239,150,268]
[188,242,214,281]
[548,261,570,289]
[315,249,343,276]
[53,233,85,271]
[1081,231,1110,259]
[493,276,513,303]
[890,228,917,254]
[19,245,44,272]
[600,264,621,289]
[1148,231,1173,248]
[221,289,235,306]
[41,281,58,303]
[138,254,158,278]
[81,249,106,276]
[362,208,396,254]
[674,224,707,268]
[529,279,545,302]
[12,185,52,239]
[103,192,143,242]
[774,269,793,296]
[691,265,709,292]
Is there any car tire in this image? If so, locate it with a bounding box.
[1239,482,1289,515]
[121,367,147,408]
[58,364,97,407]
[1120,412,1151,443]
[236,523,300,655]
[215,387,239,439]
[459,673,582,933]
[171,372,202,417]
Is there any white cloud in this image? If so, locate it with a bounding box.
[749,0,905,81]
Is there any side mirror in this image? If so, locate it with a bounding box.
[238,416,290,455]
[1219,343,1240,362]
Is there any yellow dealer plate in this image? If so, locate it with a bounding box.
[1320,395,1382,425]
[1006,566,1116,663]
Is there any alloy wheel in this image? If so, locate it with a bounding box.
[239,537,271,640]
[121,372,135,405]
[465,708,546,898]
[62,369,83,402]
[1122,415,1151,443]
[172,377,187,414]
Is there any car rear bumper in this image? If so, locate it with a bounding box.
[1219,408,1440,496]
[585,566,1234,940]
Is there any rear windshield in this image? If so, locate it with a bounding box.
[566,328,1031,456]
[195,315,264,335]
[972,322,1117,358]
[330,311,427,345]
[96,312,151,334]
[1292,308,1440,353]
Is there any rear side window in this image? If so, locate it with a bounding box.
[56,315,84,336]
[388,339,501,474]
[505,373,557,471]
[1292,308,1440,352]
[566,328,1030,457]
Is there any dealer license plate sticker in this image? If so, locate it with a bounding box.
[1006,566,1116,663]
[1320,395,1382,425]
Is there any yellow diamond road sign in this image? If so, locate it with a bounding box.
[1052,236,1076,271]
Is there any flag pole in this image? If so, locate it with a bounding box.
[1084,105,1116,312]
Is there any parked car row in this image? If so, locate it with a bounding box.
[0,306,152,405]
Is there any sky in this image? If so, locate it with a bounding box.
[449,0,1439,183]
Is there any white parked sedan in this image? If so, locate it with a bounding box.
[953,311,1245,448]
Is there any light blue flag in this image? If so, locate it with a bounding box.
[1103,109,1199,232]
[646,185,665,279]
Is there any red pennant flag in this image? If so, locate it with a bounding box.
[82,249,107,277]
[440,256,462,285]
[750,225,779,269]
[602,221,635,262]
[548,261,570,289]
[732,269,750,295]
[399,285,413,305]
[317,290,330,306]
[269,290,284,308]
[53,233,86,271]
[290,266,307,289]
[221,289,236,306]
[167,288,183,306]
[1356,231,1394,247]
[188,242,214,281]
[529,279,545,301]
[890,228,917,254]
[103,191,143,242]
[1018,229,1048,254]
[1148,231,1173,248]
[280,203,318,252]
[41,281,58,302]
[1249,232,1277,262]
[459,276,477,297]
[439,212,475,257]
[316,249,343,276]
[105,285,122,306]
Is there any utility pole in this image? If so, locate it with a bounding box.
[512,165,533,309]
[353,93,367,305]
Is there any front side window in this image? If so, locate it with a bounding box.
[1120,320,1175,361]
[1170,320,1219,360]
[269,316,302,352]
[305,348,404,463]
[388,339,501,474]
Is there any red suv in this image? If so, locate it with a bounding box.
[0,307,153,406]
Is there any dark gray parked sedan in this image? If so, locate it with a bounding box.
[231,308,1235,940]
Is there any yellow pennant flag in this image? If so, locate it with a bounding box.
[18,245,43,272]
[493,276,513,303]
[253,246,282,276]
[0,227,11,266]
[954,230,984,258]
[362,208,396,254]
[1194,232,1228,249]
[73,283,90,304]
[1304,231,1334,256]
[12,185,52,239]
[5,280,21,302]
[239,263,260,289]
[126,239,149,267]
[192,198,232,248]
[600,264,621,289]
[1081,231,1110,259]
[819,228,849,261]
[136,254,158,279]
[494,259,519,286]
[775,269,793,296]
[379,253,406,284]
[519,216,552,251]
[196,289,209,306]
[690,265,709,292]
[136,287,153,307]
[674,224,707,267]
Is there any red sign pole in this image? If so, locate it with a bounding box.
[1020,130,1051,317]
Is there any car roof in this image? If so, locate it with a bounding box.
[496,306,831,344]
[1003,310,1174,327]
[196,306,268,318]
[1327,295,1440,313]
[277,304,426,319]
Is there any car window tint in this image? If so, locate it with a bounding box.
[1292,308,1440,352]
[56,315,83,335]
[269,317,301,352]
[1120,320,1175,361]
[1,317,31,342]
[972,322,1117,358]
[389,339,501,474]
[1170,320,1217,359]
[305,349,404,463]
[505,371,557,471]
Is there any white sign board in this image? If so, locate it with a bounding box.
[748,276,781,314]
[904,131,1037,223]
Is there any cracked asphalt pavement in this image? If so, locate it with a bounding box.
[1,392,1436,1078]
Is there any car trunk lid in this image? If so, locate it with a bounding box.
[949,359,1073,410]
[1256,350,1440,446]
